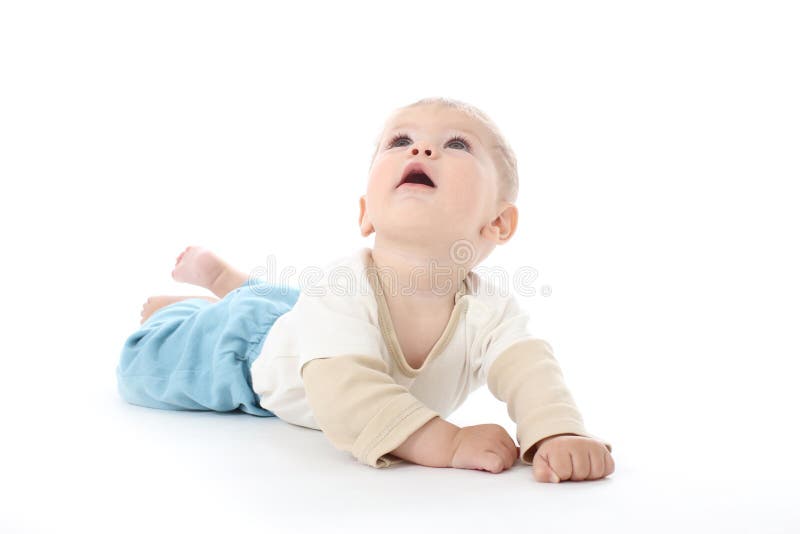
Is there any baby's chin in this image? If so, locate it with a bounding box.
[376,220,474,246]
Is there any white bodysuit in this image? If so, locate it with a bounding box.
[249,247,612,467]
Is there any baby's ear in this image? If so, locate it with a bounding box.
[358,195,375,237]
[482,202,518,244]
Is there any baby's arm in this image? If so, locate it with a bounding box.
[392,418,519,473]
[301,354,441,467]
[301,354,518,472]
[389,416,460,467]
[486,338,613,480]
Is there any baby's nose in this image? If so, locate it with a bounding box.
[411,147,433,157]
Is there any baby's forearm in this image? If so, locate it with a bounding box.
[390,416,460,468]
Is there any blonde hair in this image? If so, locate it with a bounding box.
[369,97,519,203]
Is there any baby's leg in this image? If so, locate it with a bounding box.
[138,246,249,324]
[119,282,279,416]
[172,246,249,299]
[140,295,218,325]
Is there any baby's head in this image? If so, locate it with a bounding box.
[358,97,519,269]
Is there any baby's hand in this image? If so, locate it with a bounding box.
[449,424,520,473]
[531,434,614,483]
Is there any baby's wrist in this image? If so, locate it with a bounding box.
[390,417,461,468]
[532,433,580,453]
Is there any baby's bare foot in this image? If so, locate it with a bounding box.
[172,246,228,290]
[140,295,219,325]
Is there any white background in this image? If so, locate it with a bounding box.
[2,1,799,532]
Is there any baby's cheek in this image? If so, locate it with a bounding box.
[452,184,487,214]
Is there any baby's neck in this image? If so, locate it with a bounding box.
[369,239,469,305]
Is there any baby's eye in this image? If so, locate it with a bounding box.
[446,136,471,151]
[387,133,471,151]
[388,134,412,148]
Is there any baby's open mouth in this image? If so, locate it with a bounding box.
[398,172,436,188]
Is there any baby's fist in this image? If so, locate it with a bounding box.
[531,434,614,483]
[449,424,520,474]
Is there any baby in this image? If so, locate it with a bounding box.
[118,97,614,483]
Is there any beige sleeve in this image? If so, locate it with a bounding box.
[300,354,441,468]
[486,338,613,465]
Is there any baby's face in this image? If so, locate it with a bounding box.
[360,104,501,253]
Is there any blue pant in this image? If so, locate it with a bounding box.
[117,280,300,416]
